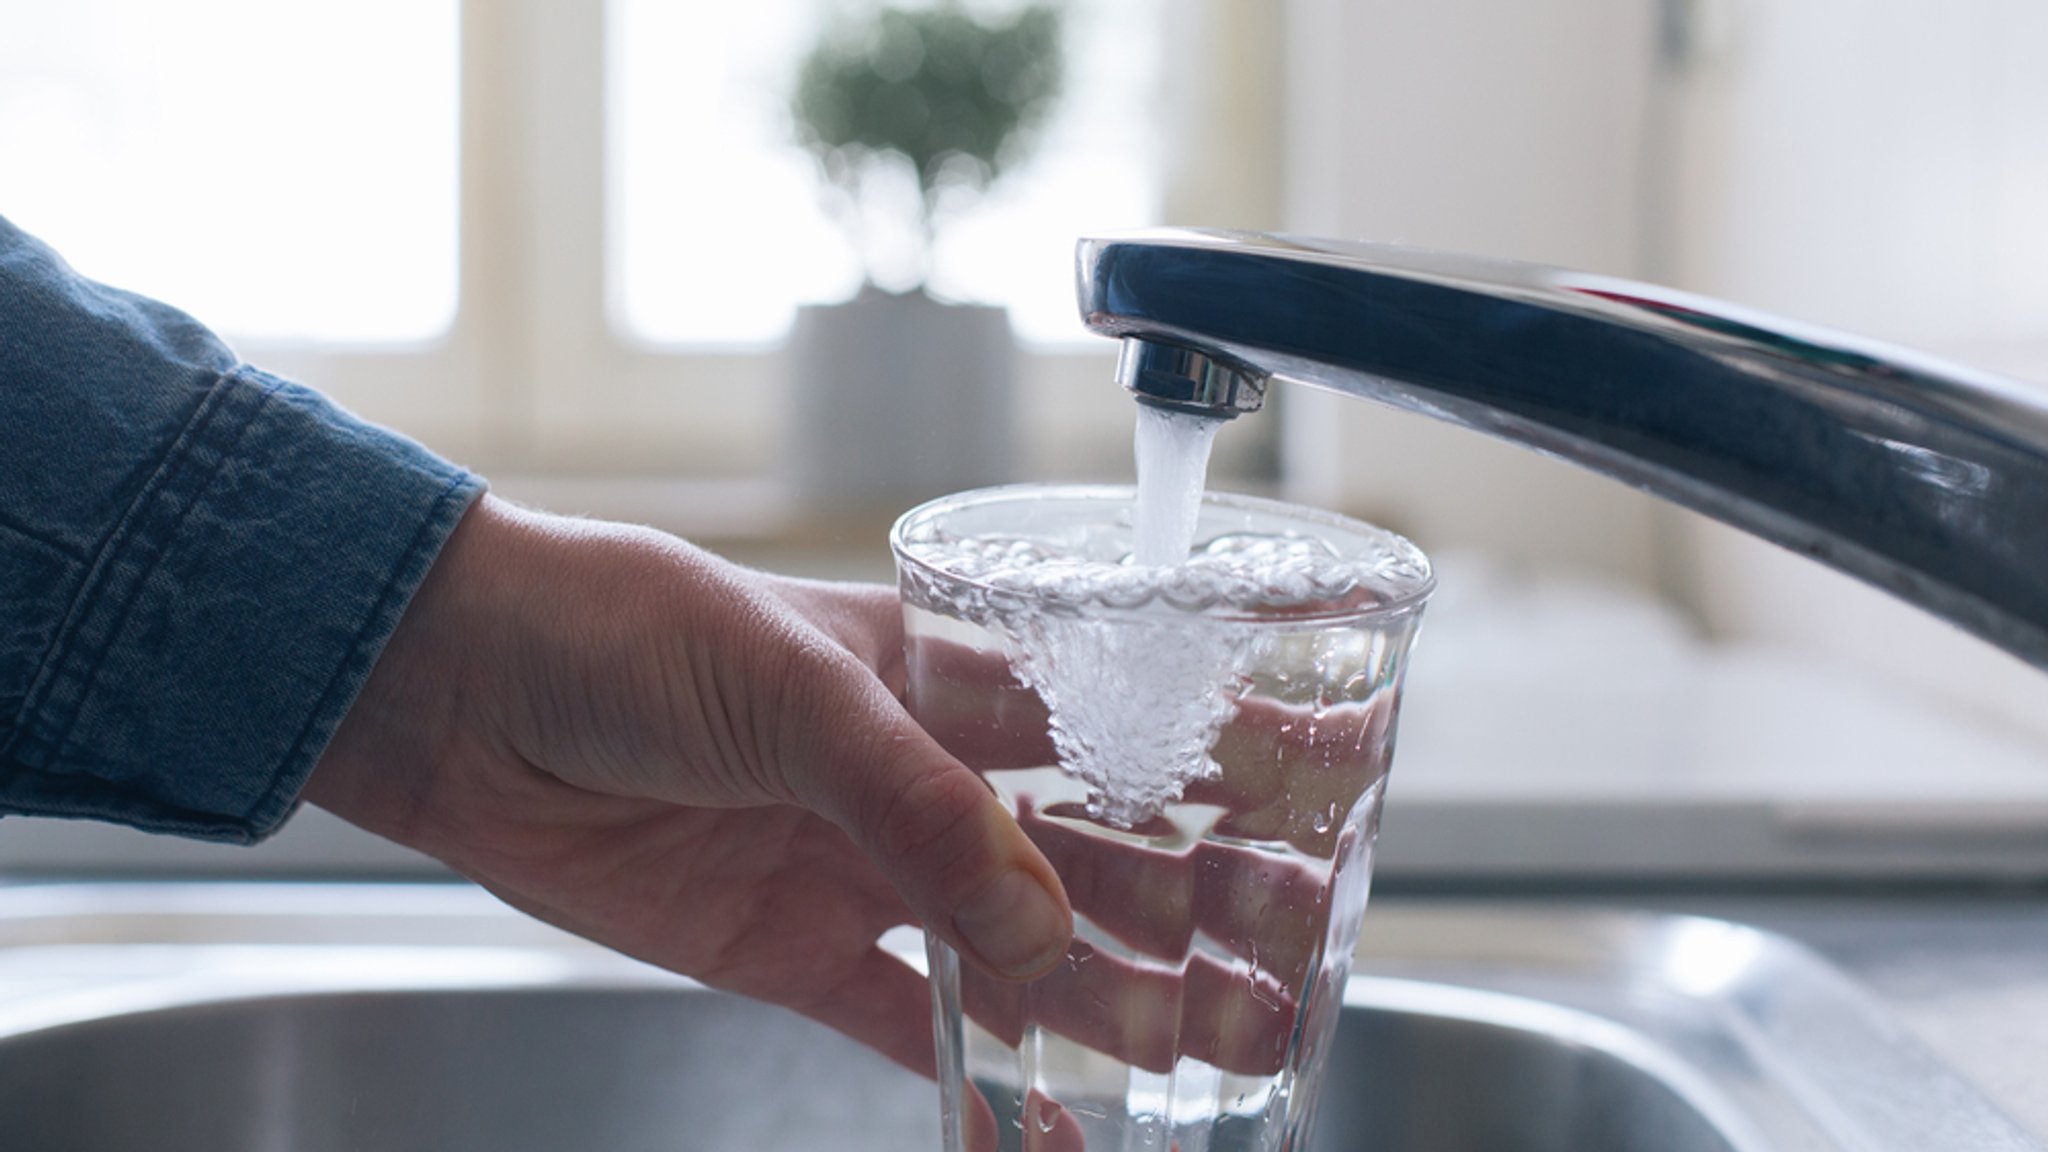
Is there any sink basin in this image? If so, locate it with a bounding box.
[0,884,2034,1151]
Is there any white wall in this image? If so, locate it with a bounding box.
[1276,0,2048,749]
[1662,0,2048,744]
[1665,0,2048,353]
[1280,0,1670,588]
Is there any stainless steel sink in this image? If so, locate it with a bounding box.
[0,884,2035,1151]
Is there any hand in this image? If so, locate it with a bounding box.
[303,495,1074,1075]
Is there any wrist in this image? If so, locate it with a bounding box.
[302,493,519,848]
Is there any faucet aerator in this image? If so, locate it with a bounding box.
[1115,336,1265,419]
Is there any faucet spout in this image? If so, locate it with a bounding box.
[1079,229,2048,671]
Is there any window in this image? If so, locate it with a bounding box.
[609,0,1163,347]
[0,0,458,343]
[2,0,1168,495]
[608,2,857,346]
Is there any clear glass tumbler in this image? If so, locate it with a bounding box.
[892,485,1433,1152]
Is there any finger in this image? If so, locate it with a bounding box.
[1017,799,1199,962]
[782,645,1073,982]
[958,942,1296,1077]
[905,634,1056,771]
[1017,800,1332,987]
[763,577,911,695]
[963,1084,1003,1152]
[948,1081,1056,1152]
[1186,836,1332,991]
[786,945,938,1078]
[1191,695,1393,853]
[1018,1089,1088,1152]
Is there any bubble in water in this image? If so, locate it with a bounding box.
[1010,609,1248,827]
[1133,404,1223,566]
[902,528,1413,616]
[899,524,1426,827]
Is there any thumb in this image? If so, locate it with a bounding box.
[789,658,1072,981]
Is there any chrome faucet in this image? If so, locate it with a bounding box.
[1078,229,2048,671]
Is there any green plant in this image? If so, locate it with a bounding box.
[792,1,1063,293]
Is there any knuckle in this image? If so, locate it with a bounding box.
[868,765,994,887]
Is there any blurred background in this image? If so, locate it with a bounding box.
[3,0,2047,879]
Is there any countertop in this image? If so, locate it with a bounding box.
[1381,891,2048,1143]
[1728,897,2048,1143]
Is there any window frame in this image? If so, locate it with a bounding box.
[236,0,1135,539]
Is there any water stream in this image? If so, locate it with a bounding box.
[1131,403,1225,566]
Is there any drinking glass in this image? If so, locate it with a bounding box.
[892,485,1433,1152]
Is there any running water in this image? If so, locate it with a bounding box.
[1131,403,1224,566]
[897,401,1234,824]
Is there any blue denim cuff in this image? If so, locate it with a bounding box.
[2,367,484,843]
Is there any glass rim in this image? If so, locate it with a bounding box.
[890,483,1436,624]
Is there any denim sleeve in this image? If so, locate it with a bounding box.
[0,216,485,844]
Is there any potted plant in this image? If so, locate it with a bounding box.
[784,0,1064,513]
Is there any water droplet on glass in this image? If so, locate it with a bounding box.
[1034,1097,1063,1133]
[1249,976,1286,1012]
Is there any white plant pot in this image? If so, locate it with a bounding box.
[786,289,1017,511]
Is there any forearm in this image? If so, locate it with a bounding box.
[0,215,483,842]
